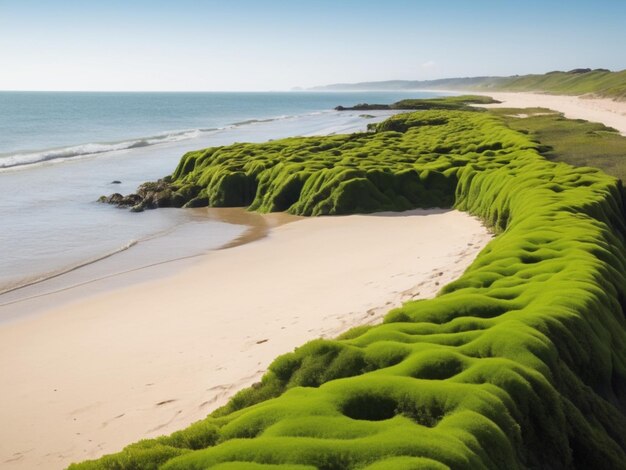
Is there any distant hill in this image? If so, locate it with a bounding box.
[309,76,505,91]
[311,68,626,100]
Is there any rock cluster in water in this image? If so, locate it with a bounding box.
[98,178,184,212]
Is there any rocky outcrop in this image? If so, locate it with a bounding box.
[98,178,185,212]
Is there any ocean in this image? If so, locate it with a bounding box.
[0,90,448,316]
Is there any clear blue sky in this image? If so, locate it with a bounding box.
[1,0,625,91]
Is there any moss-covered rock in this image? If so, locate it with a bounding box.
[75,99,626,469]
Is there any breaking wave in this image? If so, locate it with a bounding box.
[0,111,314,169]
[0,127,218,169]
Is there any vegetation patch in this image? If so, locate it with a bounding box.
[335,95,498,111]
[491,107,626,183]
[79,97,626,469]
[489,69,626,100]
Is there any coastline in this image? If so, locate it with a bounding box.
[0,109,405,321]
[0,208,491,469]
[0,208,296,324]
[4,90,625,469]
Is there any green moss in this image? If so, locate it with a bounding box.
[165,105,518,216]
[70,100,626,469]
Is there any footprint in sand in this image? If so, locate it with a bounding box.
[155,399,177,406]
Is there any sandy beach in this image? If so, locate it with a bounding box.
[0,208,490,469]
[469,91,626,135]
[2,91,626,470]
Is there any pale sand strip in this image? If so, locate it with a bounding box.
[0,209,490,469]
[469,91,626,135]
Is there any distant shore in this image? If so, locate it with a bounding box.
[0,208,490,469]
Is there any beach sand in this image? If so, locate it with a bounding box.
[5,90,625,470]
[0,208,490,469]
[470,91,626,135]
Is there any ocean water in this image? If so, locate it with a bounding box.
[0,91,447,168]
[0,91,448,314]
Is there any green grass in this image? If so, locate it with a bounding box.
[486,69,626,100]
[73,98,626,469]
[316,69,626,101]
[488,107,626,183]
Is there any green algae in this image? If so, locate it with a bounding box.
[71,100,626,469]
[166,102,517,216]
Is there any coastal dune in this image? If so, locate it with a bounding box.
[0,208,490,470]
[470,91,626,135]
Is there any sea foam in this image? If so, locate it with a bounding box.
[0,128,217,169]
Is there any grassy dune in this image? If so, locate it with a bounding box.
[75,100,626,469]
[487,69,626,100]
[316,69,626,101]
[492,107,626,183]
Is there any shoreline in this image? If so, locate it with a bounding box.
[0,210,253,324]
[5,90,626,468]
[0,109,404,323]
[0,104,417,172]
[0,208,491,469]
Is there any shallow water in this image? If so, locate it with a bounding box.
[0,91,449,316]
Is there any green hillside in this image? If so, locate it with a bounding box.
[488,69,626,100]
[78,99,626,469]
[314,69,626,101]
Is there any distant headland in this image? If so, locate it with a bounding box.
[310,68,626,100]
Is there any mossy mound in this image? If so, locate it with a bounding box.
[160,105,528,216]
[335,95,498,111]
[73,104,626,468]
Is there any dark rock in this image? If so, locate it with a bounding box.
[171,192,187,208]
[99,178,180,210]
[110,180,122,184]
[335,103,391,111]
[183,196,209,208]
[152,189,173,208]
[120,194,142,206]
[107,193,125,205]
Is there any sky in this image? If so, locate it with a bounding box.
[1,0,625,91]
